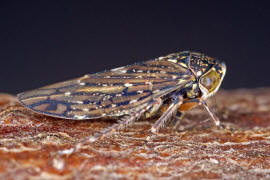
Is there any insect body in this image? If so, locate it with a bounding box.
[18,51,226,147]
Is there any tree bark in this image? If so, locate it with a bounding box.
[0,88,270,179]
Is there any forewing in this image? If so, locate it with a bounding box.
[18,59,193,120]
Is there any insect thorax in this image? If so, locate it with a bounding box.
[161,51,226,100]
[161,51,216,76]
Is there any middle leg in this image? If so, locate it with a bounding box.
[150,95,184,134]
[73,98,163,152]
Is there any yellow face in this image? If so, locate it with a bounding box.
[199,61,226,98]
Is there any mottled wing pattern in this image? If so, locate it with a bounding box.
[18,58,193,120]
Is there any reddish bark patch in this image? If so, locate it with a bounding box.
[1,88,270,179]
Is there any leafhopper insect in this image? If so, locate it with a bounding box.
[17,51,226,150]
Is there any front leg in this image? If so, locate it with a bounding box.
[171,98,222,131]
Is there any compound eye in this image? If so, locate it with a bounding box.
[199,69,221,93]
[200,76,214,89]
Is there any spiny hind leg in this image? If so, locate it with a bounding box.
[73,98,163,152]
[150,96,183,135]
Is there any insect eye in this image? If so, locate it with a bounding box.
[200,76,214,89]
[199,69,221,93]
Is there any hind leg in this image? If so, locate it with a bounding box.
[150,96,183,134]
[63,98,163,154]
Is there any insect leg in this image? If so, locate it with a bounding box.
[144,98,163,119]
[171,98,201,130]
[200,99,221,126]
[171,111,184,130]
[150,96,183,134]
[74,98,163,150]
[178,98,221,127]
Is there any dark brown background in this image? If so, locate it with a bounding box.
[0,1,269,94]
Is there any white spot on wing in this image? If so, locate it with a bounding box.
[75,101,84,104]
[158,56,165,60]
[168,59,177,63]
[130,99,138,103]
[82,74,90,78]
[65,92,71,96]
[124,83,133,87]
[111,66,124,72]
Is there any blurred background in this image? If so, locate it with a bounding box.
[0,1,269,94]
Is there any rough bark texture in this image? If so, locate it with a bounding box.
[0,88,270,179]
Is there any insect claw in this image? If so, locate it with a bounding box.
[146,135,152,141]
[150,126,158,134]
[146,131,154,141]
[215,119,221,126]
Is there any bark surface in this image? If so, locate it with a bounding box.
[0,88,270,179]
